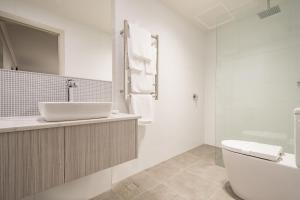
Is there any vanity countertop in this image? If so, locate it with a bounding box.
[0,113,140,134]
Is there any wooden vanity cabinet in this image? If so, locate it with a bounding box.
[0,119,138,200]
[0,133,9,200]
[65,120,138,182]
[110,120,137,166]
[65,123,111,182]
[4,128,64,200]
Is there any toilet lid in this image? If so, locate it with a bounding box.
[222,140,283,161]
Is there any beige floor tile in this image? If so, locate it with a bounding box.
[165,171,217,200]
[90,190,123,200]
[209,182,243,200]
[91,145,232,200]
[192,144,216,154]
[209,188,236,200]
[134,184,186,200]
[164,152,201,169]
[215,148,225,167]
[186,162,228,185]
[187,145,217,164]
[145,161,182,182]
[112,171,159,200]
[130,171,160,189]
[224,182,243,200]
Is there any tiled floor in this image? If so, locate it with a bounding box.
[91,145,242,200]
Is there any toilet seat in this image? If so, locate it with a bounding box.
[222,140,283,161]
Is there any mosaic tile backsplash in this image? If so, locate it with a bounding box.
[0,69,112,117]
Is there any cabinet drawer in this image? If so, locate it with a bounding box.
[64,123,110,182]
[0,133,8,200]
[7,128,64,200]
[110,120,137,166]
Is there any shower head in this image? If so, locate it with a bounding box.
[257,0,281,19]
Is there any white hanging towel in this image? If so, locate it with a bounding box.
[130,94,154,124]
[145,45,157,75]
[128,38,145,72]
[128,45,155,75]
[129,23,152,61]
[130,70,155,93]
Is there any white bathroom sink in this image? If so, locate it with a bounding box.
[38,102,112,122]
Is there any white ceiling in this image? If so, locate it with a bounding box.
[160,0,284,30]
[16,0,286,32]
[17,0,112,33]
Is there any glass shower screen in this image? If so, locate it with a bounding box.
[215,0,300,165]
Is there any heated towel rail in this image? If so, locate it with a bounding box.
[120,20,159,100]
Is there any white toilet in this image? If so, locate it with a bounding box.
[222,108,300,200]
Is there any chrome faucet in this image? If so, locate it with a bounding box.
[66,79,78,102]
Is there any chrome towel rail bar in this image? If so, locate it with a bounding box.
[120,20,159,100]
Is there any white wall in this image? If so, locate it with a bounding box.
[112,0,206,182]
[204,31,216,146]
[0,0,112,81]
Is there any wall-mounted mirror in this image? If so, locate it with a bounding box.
[0,0,112,81]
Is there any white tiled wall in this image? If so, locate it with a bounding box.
[0,69,112,117]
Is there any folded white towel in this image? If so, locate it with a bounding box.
[128,38,145,72]
[129,23,152,61]
[145,45,157,75]
[130,94,154,124]
[130,70,155,93]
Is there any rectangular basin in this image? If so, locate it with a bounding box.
[38,102,112,122]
